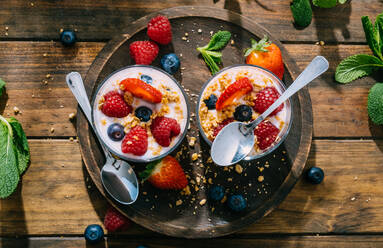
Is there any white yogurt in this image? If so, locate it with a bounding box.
[198,65,291,156]
[93,66,189,161]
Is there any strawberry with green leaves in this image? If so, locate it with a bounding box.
[139,156,188,190]
[244,36,284,80]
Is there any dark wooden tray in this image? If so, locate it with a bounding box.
[78,6,313,238]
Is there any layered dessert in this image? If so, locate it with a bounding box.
[93,66,189,161]
[198,65,291,157]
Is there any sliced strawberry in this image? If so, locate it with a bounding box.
[215,77,253,110]
[120,78,162,103]
[139,155,188,190]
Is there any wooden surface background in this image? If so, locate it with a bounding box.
[0,0,383,247]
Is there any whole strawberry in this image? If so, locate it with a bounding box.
[104,207,130,232]
[254,87,283,116]
[254,120,279,150]
[139,155,188,189]
[121,126,148,156]
[147,15,172,45]
[101,91,132,118]
[151,116,180,147]
[213,118,234,138]
[129,41,159,65]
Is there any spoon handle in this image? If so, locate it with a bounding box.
[248,56,329,130]
[66,72,111,158]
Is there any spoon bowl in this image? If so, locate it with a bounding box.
[66,72,139,205]
[211,56,329,166]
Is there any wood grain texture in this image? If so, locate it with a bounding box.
[0,1,382,43]
[2,236,383,248]
[1,139,383,235]
[0,42,381,138]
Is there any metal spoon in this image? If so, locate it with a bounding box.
[211,56,329,166]
[66,72,139,205]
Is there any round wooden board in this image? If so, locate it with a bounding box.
[78,6,313,238]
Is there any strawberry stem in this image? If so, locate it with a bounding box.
[244,35,271,57]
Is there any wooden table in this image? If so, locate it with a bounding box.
[1,0,383,247]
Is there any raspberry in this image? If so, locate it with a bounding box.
[212,118,234,138]
[254,87,283,116]
[254,120,279,150]
[101,91,132,118]
[104,207,130,232]
[147,15,172,45]
[151,117,180,147]
[121,126,148,156]
[129,41,159,65]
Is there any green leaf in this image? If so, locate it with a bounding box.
[361,16,382,60]
[244,36,271,57]
[312,0,338,8]
[0,116,20,198]
[368,82,383,125]
[338,0,348,3]
[290,0,312,28]
[376,14,383,57]
[139,160,159,181]
[335,54,383,83]
[204,31,231,51]
[0,78,5,97]
[7,117,30,174]
[201,50,220,74]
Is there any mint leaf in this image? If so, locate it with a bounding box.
[312,0,338,8]
[201,50,220,74]
[7,117,30,174]
[0,117,20,198]
[290,0,312,28]
[204,31,231,51]
[376,14,383,57]
[0,78,5,97]
[368,82,383,125]
[362,16,382,60]
[335,54,383,83]
[338,0,348,3]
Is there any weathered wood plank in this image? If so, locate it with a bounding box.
[0,1,382,42]
[0,139,383,235]
[2,236,383,248]
[0,42,381,138]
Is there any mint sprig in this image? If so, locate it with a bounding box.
[0,78,5,97]
[197,31,231,74]
[335,12,383,83]
[368,83,383,125]
[0,80,30,198]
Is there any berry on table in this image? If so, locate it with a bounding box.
[234,105,253,122]
[84,224,104,244]
[101,91,132,118]
[227,194,247,212]
[147,15,172,45]
[306,167,324,184]
[60,30,76,46]
[129,41,159,65]
[107,123,125,141]
[121,126,148,156]
[104,207,130,232]
[160,53,180,74]
[254,120,279,150]
[254,86,283,116]
[140,74,153,84]
[135,106,153,122]
[203,94,218,110]
[209,185,225,201]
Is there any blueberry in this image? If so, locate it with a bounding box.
[306,167,324,184]
[135,106,152,122]
[227,195,247,212]
[140,74,153,84]
[234,105,253,122]
[84,224,104,244]
[209,185,225,201]
[160,53,180,74]
[107,123,125,141]
[60,30,76,46]
[203,94,217,110]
